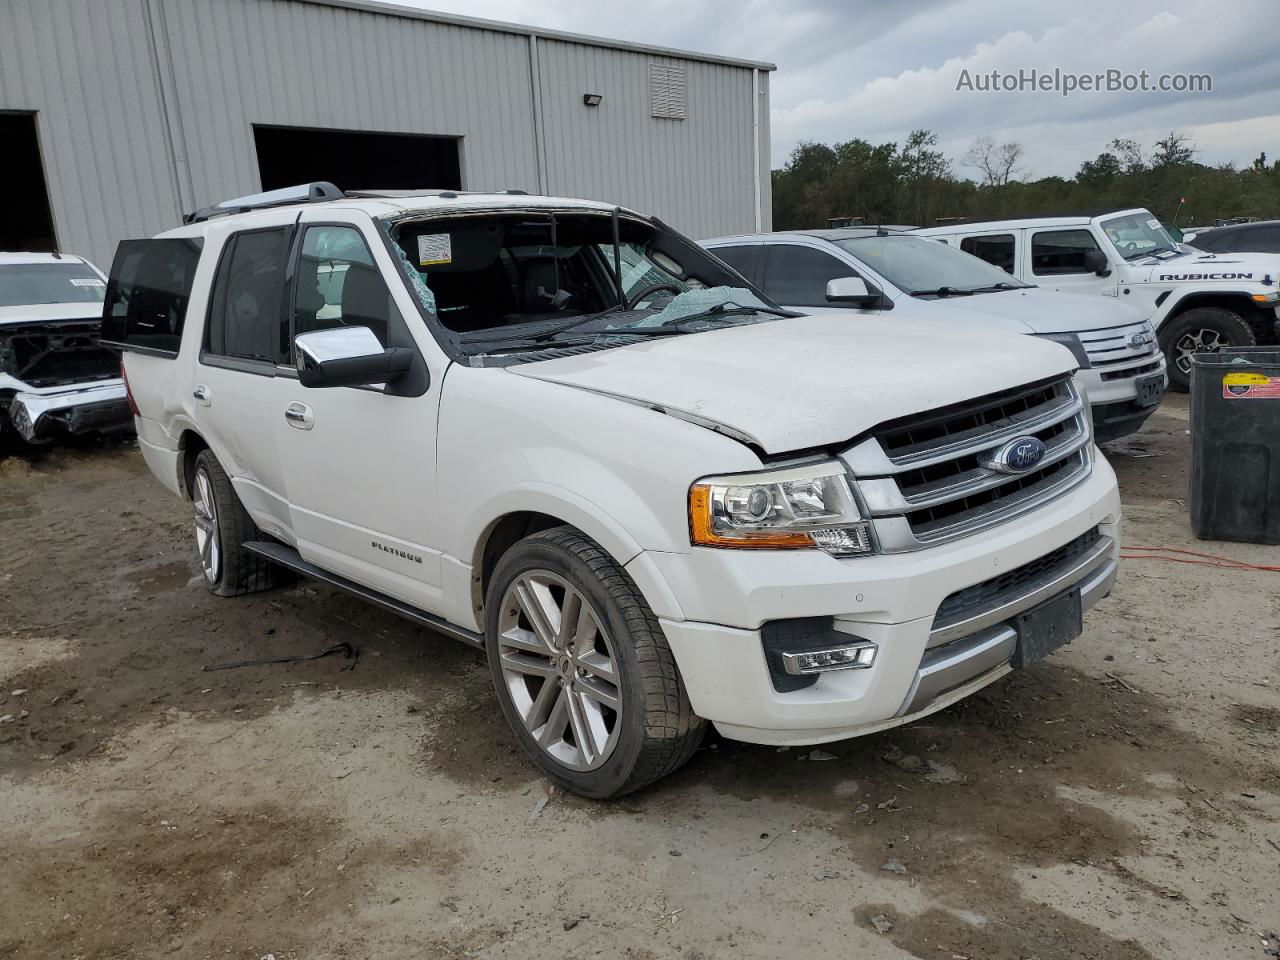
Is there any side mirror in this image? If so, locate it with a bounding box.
[294,326,412,388]
[826,276,878,306]
[1083,250,1111,277]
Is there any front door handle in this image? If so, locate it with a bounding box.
[192,384,211,406]
[284,401,314,430]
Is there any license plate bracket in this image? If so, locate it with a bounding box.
[1135,371,1165,408]
[1012,589,1082,669]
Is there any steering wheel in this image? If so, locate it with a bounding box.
[626,282,684,310]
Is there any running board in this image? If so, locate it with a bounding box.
[242,540,484,650]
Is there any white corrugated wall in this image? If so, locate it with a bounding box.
[0,0,772,266]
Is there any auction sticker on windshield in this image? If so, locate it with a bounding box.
[1223,372,1280,398]
[417,233,452,266]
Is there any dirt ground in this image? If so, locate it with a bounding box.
[1,393,1278,960]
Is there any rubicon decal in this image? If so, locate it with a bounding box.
[1157,272,1253,281]
[371,539,424,564]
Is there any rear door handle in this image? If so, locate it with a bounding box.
[284,401,314,430]
[192,384,211,406]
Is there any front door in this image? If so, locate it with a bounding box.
[758,241,862,314]
[274,216,448,613]
[1023,227,1119,297]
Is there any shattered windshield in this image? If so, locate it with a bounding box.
[0,262,106,307]
[386,211,789,359]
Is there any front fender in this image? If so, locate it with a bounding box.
[435,366,762,627]
[1150,287,1266,330]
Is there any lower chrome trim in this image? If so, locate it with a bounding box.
[897,626,1017,717]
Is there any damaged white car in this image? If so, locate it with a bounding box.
[112,184,1121,798]
[0,252,132,443]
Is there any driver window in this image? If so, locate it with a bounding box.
[1031,229,1101,275]
[294,225,391,347]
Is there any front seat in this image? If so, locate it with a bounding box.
[339,262,392,344]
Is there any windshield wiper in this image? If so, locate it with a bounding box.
[650,302,794,328]
[909,286,974,298]
[469,335,600,355]
[963,282,1022,293]
[463,305,628,347]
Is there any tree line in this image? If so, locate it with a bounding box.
[771,129,1280,231]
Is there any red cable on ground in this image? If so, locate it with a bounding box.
[1120,544,1280,572]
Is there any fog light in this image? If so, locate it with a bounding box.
[781,642,877,675]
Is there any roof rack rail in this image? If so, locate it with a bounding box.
[184,181,343,224]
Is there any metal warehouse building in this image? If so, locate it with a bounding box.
[0,0,774,268]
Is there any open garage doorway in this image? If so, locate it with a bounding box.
[253,124,462,194]
[0,113,57,251]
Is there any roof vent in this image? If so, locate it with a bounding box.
[649,63,687,120]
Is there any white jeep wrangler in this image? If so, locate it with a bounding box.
[917,208,1280,391]
[109,183,1121,798]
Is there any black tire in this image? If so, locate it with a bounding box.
[484,527,706,799]
[1159,307,1257,392]
[191,449,282,597]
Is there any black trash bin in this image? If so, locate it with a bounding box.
[1189,347,1280,544]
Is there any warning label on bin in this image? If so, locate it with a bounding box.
[1223,372,1280,398]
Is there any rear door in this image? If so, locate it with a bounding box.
[192,211,298,540]
[757,241,861,314]
[274,213,447,611]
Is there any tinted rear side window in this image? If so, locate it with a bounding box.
[709,244,761,285]
[760,245,856,307]
[960,234,1016,273]
[205,227,292,364]
[102,238,204,355]
[1031,229,1100,275]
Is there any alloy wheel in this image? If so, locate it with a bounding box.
[1173,327,1227,374]
[497,570,623,771]
[193,468,221,584]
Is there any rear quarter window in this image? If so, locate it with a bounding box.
[102,238,204,356]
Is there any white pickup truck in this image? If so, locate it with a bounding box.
[108,184,1120,798]
[916,209,1280,391]
[0,252,131,443]
[702,228,1166,441]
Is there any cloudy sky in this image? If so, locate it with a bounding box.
[386,0,1280,180]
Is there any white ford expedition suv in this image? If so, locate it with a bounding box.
[916,209,1280,392]
[108,183,1121,798]
[702,228,1166,442]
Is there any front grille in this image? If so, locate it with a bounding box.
[841,374,1092,551]
[1078,320,1158,368]
[934,527,1101,626]
[1100,358,1162,382]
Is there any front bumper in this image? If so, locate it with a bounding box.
[2,378,131,442]
[648,455,1121,745]
[1078,356,1167,441]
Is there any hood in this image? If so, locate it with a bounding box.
[917,287,1146,334]
[1129,251,1280,284]
[0,302,105,326]
[511,314,1076,454]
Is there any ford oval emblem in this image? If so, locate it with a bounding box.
[984,436,1047,475]
[1129,331,1153,349]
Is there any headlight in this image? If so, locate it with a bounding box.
[689,461,874,556]
[1036,332,1090,368]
